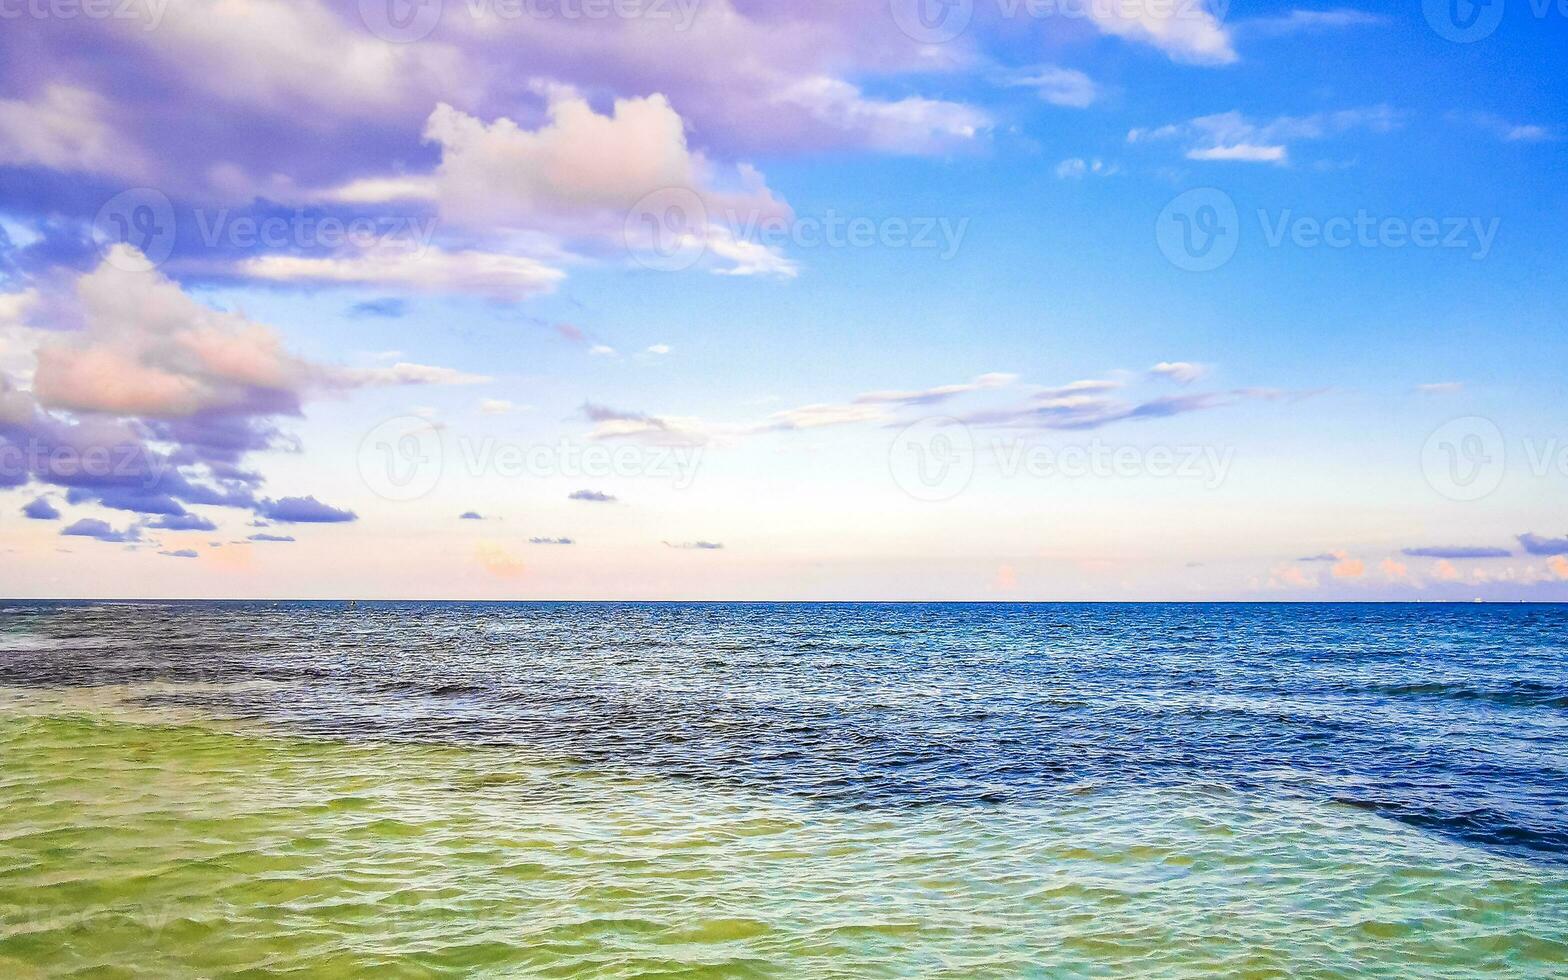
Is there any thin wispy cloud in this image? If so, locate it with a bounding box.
[1403,546,1512,559]
[1130,107,1398,166]
[1235,8,1387,37]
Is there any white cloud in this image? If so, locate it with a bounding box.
[33,246,314,417]
[853,373,1017,405]
[1187,143,1288,164]
[27,247,494,418]
[757,402,892,432]
[1505,124,1553,143]
[326,89,795,279]
[134,0,467,117]
[0,289,39,330]
[1055,157,1121,179]
[1132,107,1397,165]
[772,77,990,154]
[1149,361,1210,384]
[1004,66,1099,109]
[336,362,492,387]
[479,399,517,415]
[1086,2,1236,65]
[1236,8,1386,37]
[0,85,140,177]
[237,246,565,301]
[647,344,672,355]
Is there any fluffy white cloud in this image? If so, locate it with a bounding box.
[33,247,312,417]
[326,90,794,278]
[29,246,493,418]
[1086,1,1236,65]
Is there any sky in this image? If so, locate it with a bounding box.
[0,0,1565,600]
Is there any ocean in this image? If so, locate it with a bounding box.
[2,601,1565,975]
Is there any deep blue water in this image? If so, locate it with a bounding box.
[2,601,1566,862]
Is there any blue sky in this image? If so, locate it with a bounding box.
[0,0,1565,598]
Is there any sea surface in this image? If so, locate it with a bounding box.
[1,601,1566,976]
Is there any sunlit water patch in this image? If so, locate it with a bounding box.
[1,602,1567,974]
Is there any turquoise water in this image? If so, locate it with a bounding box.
[2,602,1567,975]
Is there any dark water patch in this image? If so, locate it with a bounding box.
[2,600,1566,862]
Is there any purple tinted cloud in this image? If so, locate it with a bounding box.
[149,513,219,532]
[1518,533,1568,556]
[61,518,141,543]
[1403,546,1512,559]
[247,533,296,543]
[569,490,616,503]
[159,549,199,559]
[347,298,409,319]
[529,537,574,545]
[255,496,357,523]
[21,496,60,520]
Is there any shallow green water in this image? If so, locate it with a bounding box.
[2,688,1565,977]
